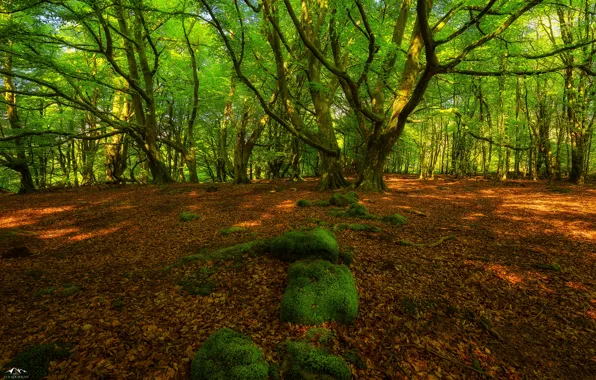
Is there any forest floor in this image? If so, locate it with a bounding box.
[0,175,595,379]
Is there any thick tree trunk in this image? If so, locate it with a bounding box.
[316,152,349,190]
[569,132,585,184]
[356,137,392,192]
[233,155,251,184]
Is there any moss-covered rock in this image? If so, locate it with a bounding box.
[330,204,377,220]
[382,213,408,226]
[191,328,269,380]
[270,228,339,263]
[180,211,201,222]
[281,341,351,380]
[296,199,313,208]
[6,342,70,380]
[329,192,358,207]
[315,200,331,207]
[339,248,355,266]
[220,226,248,236]
[280,260,358,325]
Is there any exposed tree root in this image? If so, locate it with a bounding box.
[398,235,455,247]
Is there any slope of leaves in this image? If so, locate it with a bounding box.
[0,176,595,379]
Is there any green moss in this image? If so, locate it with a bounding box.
[178,266,218,296]
[330,204,377,220]
[329,208,347,217]
[339,248,355,266]
[305,328,334,346]
[344,350,367,370]
[6,342,70,380]
[220,226,248,236]
[281,341,351,380]
[296,199,313,207]
[382,213,408,226]
[61,284,81,297]
[534,263,561,271]
[280,260,358,325]
[315,200,331,207]
[170,240,269,269]
[180,211,201,222]
[329,193,358,207]
[270,228,339,263]
[191,328,269,380]
[275,186,286,192]
[33,287,56,298]
[111,298,124,311]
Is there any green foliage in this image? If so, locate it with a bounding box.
[5,342,70,380]
[33,287,56,297]
[179,211,201,222]
[382,213,408,226]
[281,341,351,380]
[296,199,313,207]
[191,328,269,380]
[220,226,248,236]
[269,228,339,262]
[280,260,358,325]
[315,200,331,207]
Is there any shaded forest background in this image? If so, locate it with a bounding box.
[1,0,595,193]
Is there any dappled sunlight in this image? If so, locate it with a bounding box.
[38,227,79,239]
[487,264,525,285]
[236,220,262,227]
[68,226,121,242]
[0,206,75,228]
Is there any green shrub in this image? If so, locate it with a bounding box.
[191,328,269,380]
[220,226,248,236]
[296,199,313,207]
[6,342,70,380]
[281,341,351,380]
[270,228,339,263]
[180,211,201,222]
[315,200,331,207]
[382,213,408,226]
[280,260,358,325]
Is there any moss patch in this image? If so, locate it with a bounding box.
[305,328,335,346]
[382,213,408,226]
[281,341,351,380]
[331,204,377,220]
[329,192,358,207]
[191,328,269,380]
[335,223,381,233]
[178,266,218,296]
[339,248,355,266]
[220,226,248,236]
[169,240,269,269]
[33,287,56,298]
[269,228,339,263]
[280,260,358,325]
[179,211,201,222]
[61,284,81,297]
[5,342,70,380]
[296,199,313,207]
[315,200,331,207]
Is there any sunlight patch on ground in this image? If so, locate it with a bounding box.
[69,227,121,242]
[237,220,262,227]
[38,227,79,239]
[487,264,524,285]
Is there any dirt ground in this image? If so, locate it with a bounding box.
[1,175,594,379]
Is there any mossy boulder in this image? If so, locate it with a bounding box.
[6,342,70,380]
[180,211,201,222]
[270,228,339,263]
[191,328,269,380]
[305,328,335,346]
[329,192,358,207]
[382,213,408,226]
[296,199,313,208]
[315,200,331,207]
[280,260,358,325]
[331,204,377,220]
[281,341,351,380]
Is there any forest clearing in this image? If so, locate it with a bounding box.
[1,177,595,379]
